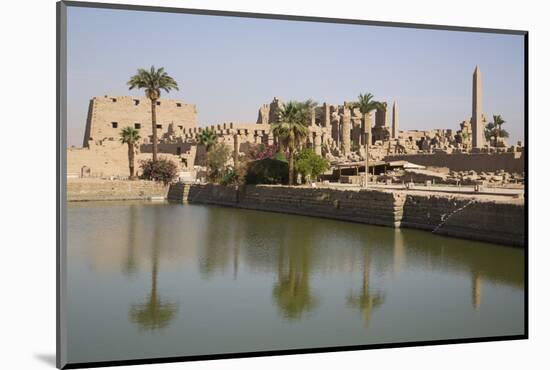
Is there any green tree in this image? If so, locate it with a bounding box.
[206,143,232,183]
[295,148,329,182]
[347,93,381,115]
[347,93,383,187]
[127,66,179,163]
[120,127,141,179]
[197,128,218,152]
[484,122,496,141]
[271,100,317,185]
[491,114,509,139]
[139,157,178,185]
[485,115,509,145]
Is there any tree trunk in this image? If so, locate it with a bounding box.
[151,99,158,163]
[364,134,369,188]
[128,142,135,179]
[289,149,295,185]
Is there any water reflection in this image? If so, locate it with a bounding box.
[67,201,524,362]
[273,223,318,320]
[122,205,138,276]
[129,207,178,330]
[346,250,385,326]
[472,272,482,310]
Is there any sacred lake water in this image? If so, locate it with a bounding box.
[66,201,524,363]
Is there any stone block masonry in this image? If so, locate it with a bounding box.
[184,184,524,247]
[68,179,167,202]
[401,194,524,246]
[188,185,405,227]
[83,95,197,147]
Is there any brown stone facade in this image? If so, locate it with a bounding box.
[82,95,197,147]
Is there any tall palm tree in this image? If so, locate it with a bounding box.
[196,128,218,152]
[491,114,509,139]
[127,66,179,163]
[120,127,141,179]
[271,100,317,185]
[348,93,382,187]
[484,115,509,147]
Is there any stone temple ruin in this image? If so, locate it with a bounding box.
[69,66,524,181]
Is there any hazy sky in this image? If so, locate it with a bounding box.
[67,6,525,147]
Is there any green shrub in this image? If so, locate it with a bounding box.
[295,148,330,181]
[139,157,178,185]
[207,143,232,182]
[220,169,239,186]
[245,158,289,185]
[273,151,288,162]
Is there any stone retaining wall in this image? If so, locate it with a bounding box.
[185,184,524,247]
[401,194,524,246]
[68,179,167,201]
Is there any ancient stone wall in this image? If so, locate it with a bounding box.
[187,185,404,227]
[67,179,167,201]
[401,194,524,246]
[384,152,524,173]
[67,144,184,178]
[184,184,524,246]
[83,95,197,147]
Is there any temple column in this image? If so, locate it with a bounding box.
[314,133,322,156]
[342,107,351,155]
[323,103,330,128]
[392,101,399,139]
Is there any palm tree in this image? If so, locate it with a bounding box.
[271,100,317,185]
[348,93,381,116]
[120,127,141,179]
[484,115,509,147]
[348,93,382,187]
[196,128,218,152]
[484,122,496,142]
[491,114,509,139]
[127,66,179,163]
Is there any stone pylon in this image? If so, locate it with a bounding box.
[392,101,399,139]
[471,66,484,148]
[342,107,351,155]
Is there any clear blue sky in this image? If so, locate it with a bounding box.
[67,6,525,147]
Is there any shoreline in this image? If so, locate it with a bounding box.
[66,179,525,247]
[182,184,524,247]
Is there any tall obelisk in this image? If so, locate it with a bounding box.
[471,66,483,148]
[392,101,399,139]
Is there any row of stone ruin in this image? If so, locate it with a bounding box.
[146,94,521,168]
[377,168,524,186]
